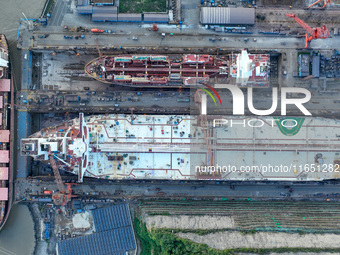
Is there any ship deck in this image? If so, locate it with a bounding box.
[21,115,340,182]
[0,34,11,230]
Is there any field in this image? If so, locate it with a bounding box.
[134,199,340,254]
[119,0,167,13]
[139,199,340,233]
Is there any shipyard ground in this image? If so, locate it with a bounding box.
[23,197,340,254]
[12,0,340,216]
[16,178,340,254]
[1,0,340,254]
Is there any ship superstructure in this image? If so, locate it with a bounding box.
[21,114,340,182]
[0,34,11,230]
[84,51,270,87]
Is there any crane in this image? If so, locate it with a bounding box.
[94,38,101,57]
[49,148,77,206]
[307,0,331,8]
[286,13,329,48]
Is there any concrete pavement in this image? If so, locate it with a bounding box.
[15,177,340,202]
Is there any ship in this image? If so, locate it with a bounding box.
[21,113,340,183]
[0,34,12,230]
[84,51,271,87]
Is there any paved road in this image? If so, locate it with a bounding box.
[21,89,340,117]
[15,177,340,201]
[31,32,340,51]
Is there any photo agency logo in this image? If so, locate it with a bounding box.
[199,84,312,119]
[198,83,223,115]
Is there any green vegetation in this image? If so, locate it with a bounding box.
[148,212,170,216]
[43,0,55,17]
[134,217,340,255]
[139,199,340,234]
[119,0,167,13]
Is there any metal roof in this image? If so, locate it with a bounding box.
[0,130,9,143]
[144,13,168,23]
[58,228,136,255]
[118,14,142,22]
[92,203,132,232]
[0,151,9,163]
[77,5,93,14]
[0,188,8,201]
[58,204,136,255]
[312,55,320,78]
[76,0,90,6]
[200,7,255,25]
[0,167,8,180]
[0,79,10,92]
[93,0,114,4]
[92,13,117,21]
[93,6,117,14]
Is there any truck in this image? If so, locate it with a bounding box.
[91,28,104,33]
[43,190,52,195]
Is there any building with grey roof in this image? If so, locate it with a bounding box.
[77,0,90,6]
[312,55,320,78]
[92,6,118,21]
[200,7,255,25]
[144,13,168,23]
[92,13,117,21]
[93,6,117,14]
[76,5,93,14]
[118,14,142,22]
[92,0,114,5]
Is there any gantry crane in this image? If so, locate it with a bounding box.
[49,148,76,206]
[307,0,331,8]
[286,13,329,48]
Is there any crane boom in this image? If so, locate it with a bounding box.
[95,38,101,57]
[49,153,66,193]
[286,13,313,34]
[308,0,331,8]
[286,13,329,48]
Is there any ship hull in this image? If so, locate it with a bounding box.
[0,34,12,231]
[85,52,270,88]
[21,114,340,183]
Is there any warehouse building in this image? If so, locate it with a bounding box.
[57,204,137,255]
[92,0,114,5]
[77,0,90,6]
[144,13,169,23]
[200,7,255,25]
[77,5,93,14]
[312,55,320,78]
[92,6,118,21]
[118,14,142,22]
